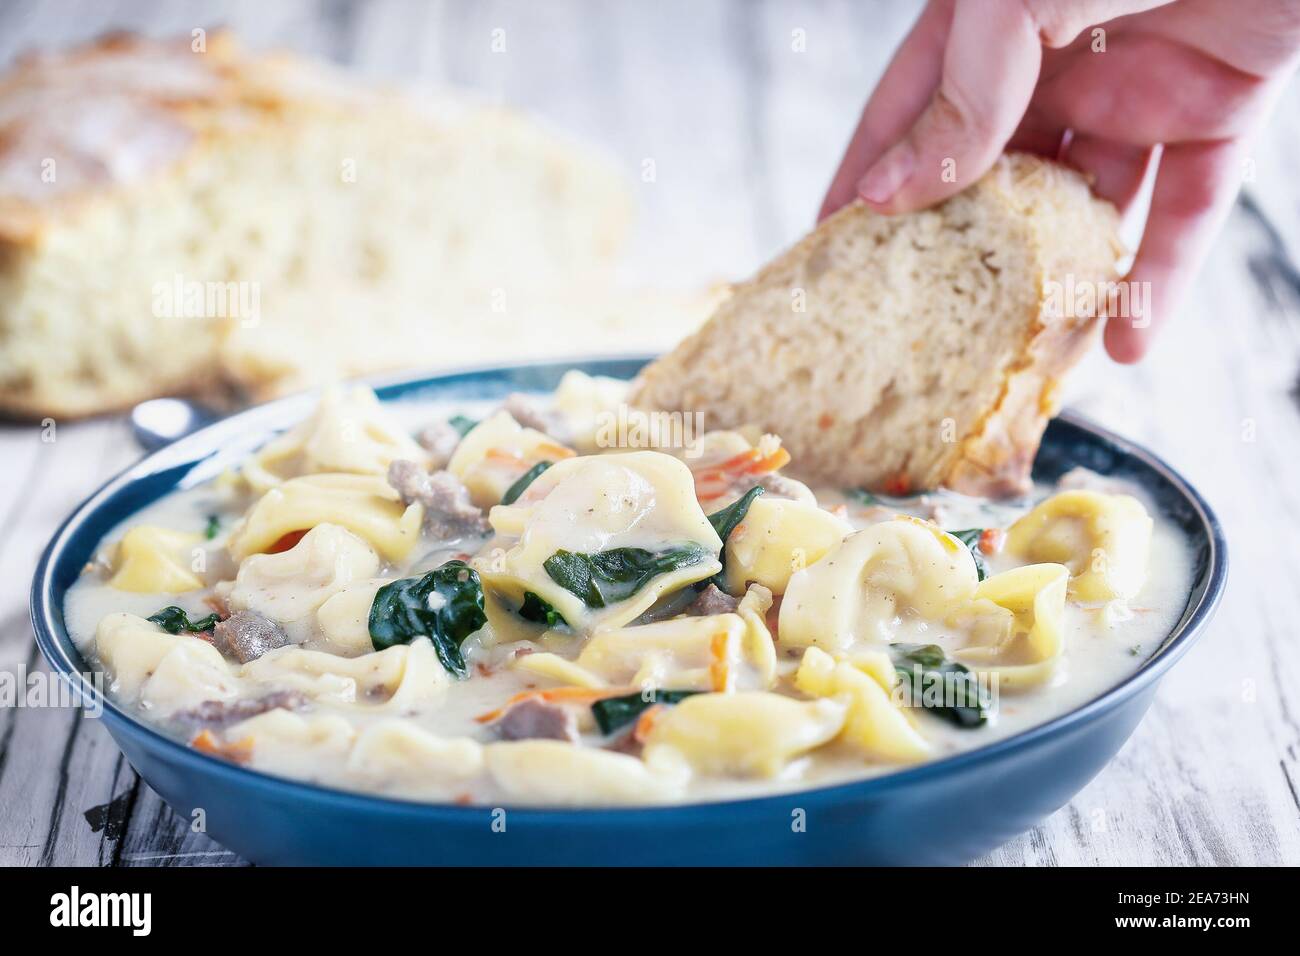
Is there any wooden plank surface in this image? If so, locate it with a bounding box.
[0,0,1297,867]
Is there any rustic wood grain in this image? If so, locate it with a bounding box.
[0,0,1296,868]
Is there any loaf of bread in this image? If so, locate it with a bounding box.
[0,32,637,418]
[629,153,1123,496]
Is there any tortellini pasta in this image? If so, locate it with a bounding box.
[552,370,629,453]
[570,584,776,692]
[220,524,380,629]
[242,385,428,493]
[448,410,575,508]
[954,563,1070,690]
[74,379,1175,809]
[95,612,240,714]
[1006,490,1152,602]
[723,495,852,595]
[347,721,484,789]
[795,646,930,764]
[315,577,391,655]
[227,710,359,777]
[642,692,847,778]
[227,473,423,561]
[486,740,689,805]
[241,637,448,710]
[481,452,722,632]
[107,526,205,593]
[779,517,978,652]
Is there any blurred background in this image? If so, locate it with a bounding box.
[1,0,1298,866]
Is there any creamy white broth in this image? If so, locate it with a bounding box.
[64,377,1193,805]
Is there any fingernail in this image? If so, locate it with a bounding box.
[857,143,915,205]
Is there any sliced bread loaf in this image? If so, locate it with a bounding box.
[0,32,632,418]
[629,153,1123,496]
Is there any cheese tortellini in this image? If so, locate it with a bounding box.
[347,721,484,789]
[642,692,847,778]
[486,740,689,805]
[228,473,423,561]
[566,584,776,692]
[449,410,575,508]
[1006,490,1152,602]
[779,518,978,652]
[482,452,723,632]
[955,563,1070,690]
[723,495,852,595]
[107,526,205,593]
[795,647,930,764]
[242,637,449,710]
[74,380,1175,809]
[220,524,380,629]
[243,385,428,493]
[95,613,240,715]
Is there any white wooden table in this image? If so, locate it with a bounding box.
[1,0,1297,867]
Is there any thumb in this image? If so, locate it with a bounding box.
[857,0,1041,214]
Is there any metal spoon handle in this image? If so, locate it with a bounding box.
[130,398,223,452]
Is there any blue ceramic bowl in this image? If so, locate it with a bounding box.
[31,358,1226,865]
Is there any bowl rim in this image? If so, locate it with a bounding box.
[30,355,1228,820]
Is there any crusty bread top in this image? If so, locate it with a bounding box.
[629,153,1123,497]
[0,31,568,245]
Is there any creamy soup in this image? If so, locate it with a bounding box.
[64,373,1192,806]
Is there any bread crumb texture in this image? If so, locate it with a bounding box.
[0,32,663,418]
[630,154,1123,497]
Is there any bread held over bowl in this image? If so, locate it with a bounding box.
[0,32,633,418]
[629,153,1124,497]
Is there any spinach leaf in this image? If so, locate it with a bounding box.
[448,415,478,437]
[700,485,764,590]
[946,528,989,581]
[890,642,991,728]
[544,544,712,609]
[368,560,487,677]
[203,514,221,540]
[148,606,221,635]
[591,689,700,735]
[706,485,764,542]
[501,461,552,506]
[518,590,567,628]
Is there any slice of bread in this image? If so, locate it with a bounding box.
[629,153,1123,497]
[0,32,633,418]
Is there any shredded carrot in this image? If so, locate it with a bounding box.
[979,528,1006,555]
[632,704,664,743]
[486,442,575,467]
[473,685,633,724]
[266,529,308,554]
[191,729,253,764]
[882,473,911,496]
[709,631,733,692]
[694,446,791,499]
[533,442,576,461]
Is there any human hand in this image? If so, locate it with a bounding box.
[820,0,1300,362]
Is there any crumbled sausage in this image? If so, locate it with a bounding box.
[387,460,490,540]
[685,583,740,617]
[501,393,559,436]
[416,419,463,470]
[495,698,578,742]
[172,690,307,731]
[212,610,290,664]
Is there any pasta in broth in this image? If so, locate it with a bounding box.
[63,376,1192,806]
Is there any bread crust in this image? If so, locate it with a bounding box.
[630,153,1123,497]
[0,32,633,419]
